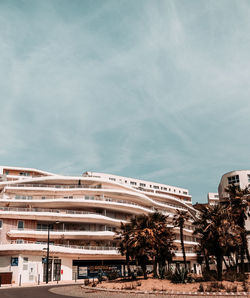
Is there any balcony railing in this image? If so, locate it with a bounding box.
[8,228,115,233]
[4,240,118,251]
[0,207,128,221]
[3,194,189,214]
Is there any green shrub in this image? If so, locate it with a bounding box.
[171,267,188,284]
[242,280,249,292]
[136,268,143,276]
[198,283,204,292]
[107,270,119,281]
[202,270,217,281]
[223,270,246,282]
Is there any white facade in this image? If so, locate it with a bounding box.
[207,192,219,206]
[0,166,200,284]
[218,170,250,199]
[218,170,250,267]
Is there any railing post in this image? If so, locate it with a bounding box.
[19,274,22,286]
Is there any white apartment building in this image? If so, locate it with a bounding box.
[207,192,219,206]
[218,170,250,270]
[0,166,200,285]
[218,170,250,199]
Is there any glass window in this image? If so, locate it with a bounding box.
[18,221,24,230]
[228,175,240,184]
[109,177,116,181]
[11,257,18,266]
[248,174,250,183]
[0,220,2,229]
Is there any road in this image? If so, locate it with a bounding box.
[0,284,248,298]
[0,285,73,298]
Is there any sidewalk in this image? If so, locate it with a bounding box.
[0,279,84,289]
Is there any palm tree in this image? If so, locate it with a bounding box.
[116,212,175,279]
[224,184,250,273]
[193,204,241,280]
[173,210,190,271]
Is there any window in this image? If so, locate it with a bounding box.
[15,195,32,200]
[153,185,159,189]
[37,223,53,231]
[0,220,2,229]
[140,183,146,187]
[5,170,9,175]
[18,221,24,230]
[19,172,30,176]
[228,175,240,184]
[130,181,137,186]
[183,191,188,195]
[248,174,250,183]
[109,177,116,181]
[16,239,24,244]
[11,257,18,266]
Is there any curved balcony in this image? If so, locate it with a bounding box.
[0,196,158,215]
[0,241,121,258]
[7,229,115,240]
[1,191,191,215]
[0,207,127,226]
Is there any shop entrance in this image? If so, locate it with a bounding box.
[53,259,61,281]
[43,258,61,282]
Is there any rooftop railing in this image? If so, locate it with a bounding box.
[6,183,102,189]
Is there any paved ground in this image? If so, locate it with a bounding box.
[0,284,248,298]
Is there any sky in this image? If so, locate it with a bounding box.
[1,0,250,204]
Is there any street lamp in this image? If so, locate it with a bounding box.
[46,224,52,284]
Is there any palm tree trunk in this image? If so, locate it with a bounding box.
[180,225,187,271]
[153,257,158,278]
[216,253,223,281]
[240,244,245,273]
[126,252,131,277]
[141,262,147,279]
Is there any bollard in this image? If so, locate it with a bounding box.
[38,274,40,285]
[19,274,22,287]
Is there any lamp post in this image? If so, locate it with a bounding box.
[46,224,51,284]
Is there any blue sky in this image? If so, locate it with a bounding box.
[1,0,250,203]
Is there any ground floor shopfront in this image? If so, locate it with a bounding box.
[0,253,201,285]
